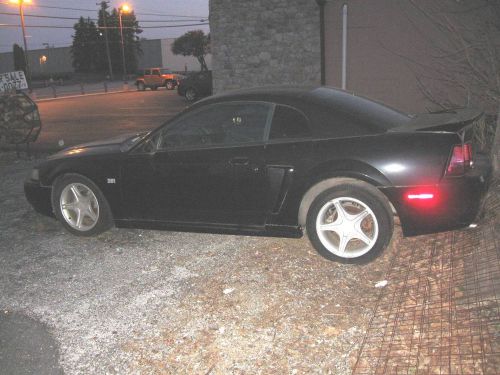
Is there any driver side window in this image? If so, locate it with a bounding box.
[158,102,273,150]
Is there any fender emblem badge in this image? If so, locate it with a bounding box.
[107,178,116,184]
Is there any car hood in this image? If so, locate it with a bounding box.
[47,133,140,160]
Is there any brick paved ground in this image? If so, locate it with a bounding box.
[352,178,499,375]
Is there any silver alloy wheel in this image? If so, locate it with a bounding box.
[59,182,100,232]
[315,196,379,258]
[166,81,174,90]
[138,82,145,91]
[185,88,196,101]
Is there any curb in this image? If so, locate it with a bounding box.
[35,89,135,102]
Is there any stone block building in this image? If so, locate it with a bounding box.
[209,0,494,114]
[210,0,321,93]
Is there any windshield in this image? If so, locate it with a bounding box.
[160,69,172,74]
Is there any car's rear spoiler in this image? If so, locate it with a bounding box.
[389,108,483,133]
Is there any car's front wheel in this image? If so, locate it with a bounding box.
[52,174,113,236]
[306,181,393,263]
[137,82,145,91]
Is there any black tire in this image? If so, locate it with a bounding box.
[51,174,113,237]
[184,87,197,102]
[137,82,145,91]
[165,80,175,90]
[305,181,393,264]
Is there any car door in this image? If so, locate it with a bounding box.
[121,101,274,226]
[151,68,162,87]
[143,69,151,85]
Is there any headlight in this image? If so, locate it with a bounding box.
[30,168,39,181]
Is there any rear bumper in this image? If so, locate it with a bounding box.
[381,154,492,236]
[24,179,54,217]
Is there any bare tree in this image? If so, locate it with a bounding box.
[401,0,499,172]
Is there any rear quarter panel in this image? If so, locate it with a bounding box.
[273,131,459,226]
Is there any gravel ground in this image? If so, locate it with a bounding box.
[0,153,395,374]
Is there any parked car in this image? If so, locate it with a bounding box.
[25,87,491,263]
[135,68,184,91]
[177,70,212,101]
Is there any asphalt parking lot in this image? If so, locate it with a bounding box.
[33,89,187,152]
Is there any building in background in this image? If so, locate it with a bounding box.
[210,0,321,95]
[0,38,212,77]
[209,0,488,114]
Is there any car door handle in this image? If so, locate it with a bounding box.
[230,157,250,166]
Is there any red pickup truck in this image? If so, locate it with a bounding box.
[135,68,185,91]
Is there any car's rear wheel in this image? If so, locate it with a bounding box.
[185,87,197,101]
[306,182,393,263]
[52,174,113,236]
[165,80,175,90]
[137,82,145,91]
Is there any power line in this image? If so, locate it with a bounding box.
[0,22,210,29]
[0,12,206,23]
[0,2,95,12]
[0,1,207,19]
[0,11,92,20]
[135,11,208,18]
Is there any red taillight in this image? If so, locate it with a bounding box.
[446,143,473,176]
[463,143,473,168]
[407,193,434,200]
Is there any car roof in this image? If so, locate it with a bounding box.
[200,86,404,111]
[201,85,316,103]
[196,86,410,131]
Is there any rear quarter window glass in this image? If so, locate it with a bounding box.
[269,105,311,140]
[308,105,382,138]
[310,87,410,133]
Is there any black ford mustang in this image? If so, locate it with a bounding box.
[25,87,492,263]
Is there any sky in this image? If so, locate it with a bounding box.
[0,0,210,53]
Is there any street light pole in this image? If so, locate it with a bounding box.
[118,4,130,84]
[119,10,126,82]
[12,0,31,90]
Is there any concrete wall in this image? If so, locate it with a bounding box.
[209,0,321,93]
[324,0,438,113]
[0,52,14,74]
[137,39,163,70]
[0,46,74,75]
[29,47,73,75]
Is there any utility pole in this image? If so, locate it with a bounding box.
[10,0,31,90]
[98,1,114,80]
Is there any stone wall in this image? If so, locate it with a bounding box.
[209,0,321,94]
